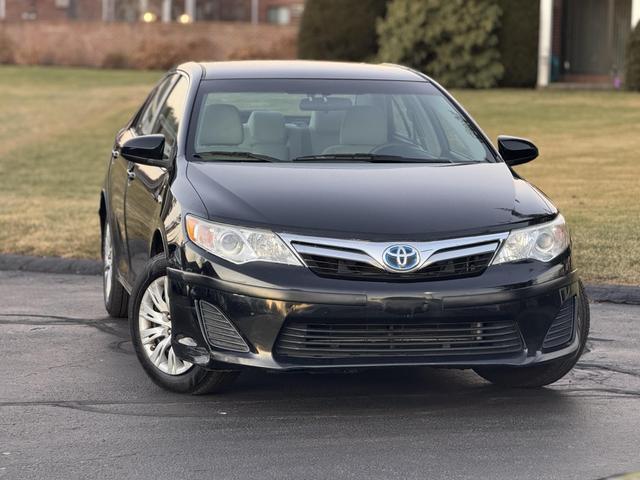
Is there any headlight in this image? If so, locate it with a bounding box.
[492,215,569,264]
[185,215,301,266]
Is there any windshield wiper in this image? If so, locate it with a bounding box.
[291,153,452,163]
[193,151,455,164]
[193,151,280,162]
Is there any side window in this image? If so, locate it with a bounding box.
[438,112,485,160]
[135,76,176,135]
[391,96,442,158]
[424,96,487,161]
[390,98,412,139]
[152,76,189,159]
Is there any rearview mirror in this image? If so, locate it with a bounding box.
[299,96,353,111]
[120,134,171,168]
[497,135,538,166]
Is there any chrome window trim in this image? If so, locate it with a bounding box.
[278,231,509,274]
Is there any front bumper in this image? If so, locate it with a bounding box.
[168,243,582,371]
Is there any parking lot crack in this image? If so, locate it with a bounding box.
[0,313,126,337]
[577,362,640,380]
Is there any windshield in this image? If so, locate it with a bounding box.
[188,79,495,163]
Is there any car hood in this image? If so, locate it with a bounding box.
[186,162,557,240]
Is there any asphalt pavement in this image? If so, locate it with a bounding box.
[1,270,639,480]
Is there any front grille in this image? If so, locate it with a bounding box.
[274,320,524,361]
[300,251,494,281]
[198,301,250,353]
[542,297,575,351]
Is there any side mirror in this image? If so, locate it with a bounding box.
[120,134,171,168]
[497,135,538,166]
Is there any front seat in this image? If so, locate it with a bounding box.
[322,105,388,155]
[196,104,244,152]
[309,110,345,154]
[247,111,288,160]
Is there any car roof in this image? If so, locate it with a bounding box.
[189,60,427,82]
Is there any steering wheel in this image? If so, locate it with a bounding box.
[370,142,431,159]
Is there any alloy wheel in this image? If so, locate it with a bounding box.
[138,276,192,376]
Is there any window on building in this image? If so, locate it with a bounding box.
[267,6,291,25]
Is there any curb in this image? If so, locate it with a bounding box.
[0,253,102,276]
[1,253,639,305]
[584,284,640,306]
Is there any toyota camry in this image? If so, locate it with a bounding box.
[100,61,589,394]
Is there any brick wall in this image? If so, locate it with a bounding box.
[194,0,305,24]
[195,0,250,21]
[1,0,306,24]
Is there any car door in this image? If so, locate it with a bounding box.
[109,75,177,285]
[125,74,190,281]
[107,127,134,281]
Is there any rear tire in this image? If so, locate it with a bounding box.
[102,220,129,318]
[474,283,590,388]
[129,254,239,394]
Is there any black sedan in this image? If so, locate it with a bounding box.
[100,61,589,394]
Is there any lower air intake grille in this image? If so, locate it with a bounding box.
[199,301,250,353]
[542,297,575,351]
[274,320,523,360]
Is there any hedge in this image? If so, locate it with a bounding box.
[377,0,504,88]
[497,0,540,88]
[299,0,541,89]
[298,0,388,61]
[626,22,640,90]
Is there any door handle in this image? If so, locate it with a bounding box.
[127,166,136,181]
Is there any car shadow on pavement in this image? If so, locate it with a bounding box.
[116,358,580,421]
[92,316,579,414]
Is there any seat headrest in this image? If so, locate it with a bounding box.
[340,106,387,145]
[199,104,243,146]
[309,110,345,134]
[248,111,286,144]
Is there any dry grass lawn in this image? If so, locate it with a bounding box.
[0,67,160,259]
[454,89,640,285]
[0,66,638,284]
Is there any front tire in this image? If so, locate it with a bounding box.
[129,254,239,394]
[102,220,129,318]
[474,283,590,388]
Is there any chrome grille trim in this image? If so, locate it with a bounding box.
[292,243,385,269]
[279,231,508,275]
[422,243,499,268]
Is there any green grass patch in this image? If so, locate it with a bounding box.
[0,66,161,259]
[453,89,640,285]
[1,67,638,284]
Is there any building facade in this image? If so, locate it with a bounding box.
[0,0,102,21]
[538,0,640,86]
[0,0,305,24]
